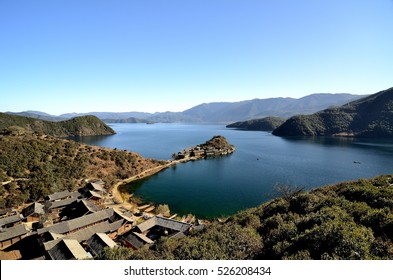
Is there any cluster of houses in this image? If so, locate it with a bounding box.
[174,135,236,160]
[0,181,201,260]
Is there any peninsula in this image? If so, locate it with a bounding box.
[173,135,236,160]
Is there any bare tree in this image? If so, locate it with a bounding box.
[273,183,304,201]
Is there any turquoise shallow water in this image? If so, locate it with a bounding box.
[75,123,393,218]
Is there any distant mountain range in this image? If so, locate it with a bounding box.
[180,93,363,123]
[273,87,393,138]
[5,93,365,124]
[6,110,67,122]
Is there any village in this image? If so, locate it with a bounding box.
[0,179,206,260]
[0,136,236,260]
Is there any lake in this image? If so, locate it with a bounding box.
[75,123,393,218]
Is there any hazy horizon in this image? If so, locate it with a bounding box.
[3,92,369,116]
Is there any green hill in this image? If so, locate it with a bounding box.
[0,113,115,137]
[272,87,393,137]
[227,116,286,131]
[103,175,393,260]
[0,131,165,208]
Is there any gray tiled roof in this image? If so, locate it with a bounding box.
[49,197,78,210]
[22,202,44,217]
[43,220,121,249]
[0,224,30,241]
[113,208,134,223]
[0,214,23,228]
[136,217,156,233]
[43,239,63,251]
[0,208,16,217]
[95,232,117,247]
[38,208,114,235]
[109,219,124,232]
[136,216,191,233]
[82,200,101,213]
[47,239,90,260]
[88,190,103,199]
[66,221,113,242]
[123,232,145,249]
[87,233,117,257]
[156,217,191,232]
[46,190,71,201]
[133,232,154,244]
[88,183,106,193]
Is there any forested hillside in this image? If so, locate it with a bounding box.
[0,113,115,137]
[226,117,285,131]
[273,87,393,137]
[0,128,165,208]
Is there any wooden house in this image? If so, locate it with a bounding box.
[37,208,115,235]
[0,224,30,249]
[46,190,71,201]
[135,216,191,241]
[60,199,101,220]
[81,182,106,195]
[79,182,107,205]
[0,208,17,218]
[46,190,80,202]
[48,197,78,223]
[49,197,78,212]
[86,233,117,257]
[46,239,90,260]
[22,202,45,222]
[38,208,134,239]
[0,250,22,260]
[111,208,134,235]
[41,220,118,250]
[0,214,24,229]
[122,231,154,250]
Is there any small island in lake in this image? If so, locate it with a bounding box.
[173,135,236,160]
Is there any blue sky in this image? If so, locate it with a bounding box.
[1,0,392,115]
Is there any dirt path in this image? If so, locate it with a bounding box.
[1,178,29,186]
[109,159,188,210]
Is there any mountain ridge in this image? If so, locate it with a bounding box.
[272,87,393,137]
[6,93,365,124]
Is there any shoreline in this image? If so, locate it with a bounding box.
[108,158,189,211]
[108,135,236,214]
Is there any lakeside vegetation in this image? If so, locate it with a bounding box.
[102,175,393,260]
[0,113,115,137]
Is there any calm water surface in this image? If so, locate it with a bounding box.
[75,123,393,218]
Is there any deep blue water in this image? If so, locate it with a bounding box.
[75,123,393,218]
